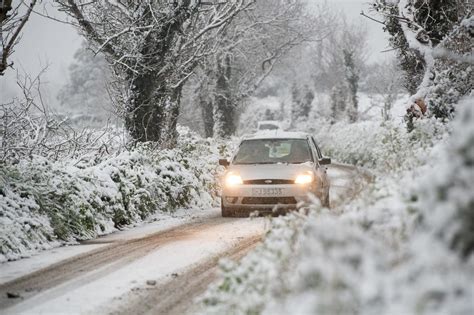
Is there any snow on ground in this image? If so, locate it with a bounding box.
[3,209,266,315]
[0,244,108,286]
[0,207,216,285]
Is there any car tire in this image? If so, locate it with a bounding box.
[221,198,235,217]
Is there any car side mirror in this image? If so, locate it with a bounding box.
[219,158,230,167]
[319,157,331,165]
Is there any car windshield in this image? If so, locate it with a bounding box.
[233,139,312,165]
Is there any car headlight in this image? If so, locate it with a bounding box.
[225,172,243,186]
[294,172,314,184]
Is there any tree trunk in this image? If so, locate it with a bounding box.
[201,98,214,138]
[196,75,215,138]
[330,85,346,123]
[162,88,182,148]
[213,55,235,138]
[125,73,164,142]
[115,2,193,146]
[381,4,425,95]
[125,72,183,146]
[343,49,359,123]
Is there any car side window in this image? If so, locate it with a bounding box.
[311,137,323,159]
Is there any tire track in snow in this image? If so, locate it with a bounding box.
[108,234,262,315]
[0,215,228,310]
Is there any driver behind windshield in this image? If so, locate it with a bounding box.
[290,141,311,163]
[235,141,270,164]
[234,139,311,164]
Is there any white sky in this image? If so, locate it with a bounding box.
[0,0,392,107]
[308,0,393,61]
[0,3,82,106]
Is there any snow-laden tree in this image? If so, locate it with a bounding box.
[57,41,112,120]
[56,0,253,146]
[290,83,301,127]
[329,85,346,124]
[343,49,359,123]
[311,18,368,94]
[427,18,473,119]
[371,0,473,121]
[291,84,314,126]
[188,0,325,138]
[364,59,404,121]
[194,71,214,138]
[369,1,425,94]
[310,18,368,123]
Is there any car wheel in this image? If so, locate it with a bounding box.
[221,198,234,217]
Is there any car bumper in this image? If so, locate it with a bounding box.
[222,184,318,211]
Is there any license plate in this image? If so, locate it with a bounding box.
[252,188,284,196]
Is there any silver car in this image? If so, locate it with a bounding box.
[219,132,331,217]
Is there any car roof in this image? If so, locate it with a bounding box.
[243,130,310,140]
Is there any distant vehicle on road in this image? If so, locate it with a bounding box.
[218,132,331,217]
[257,120,283,131]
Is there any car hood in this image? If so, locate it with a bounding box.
[228,162,314,180]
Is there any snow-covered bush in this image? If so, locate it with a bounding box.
[0,127,229,261]
[199,170,415,315]
[307,117,449,172]
[200,95,473,314]
[0,97,125,162]
[417,96,474,258]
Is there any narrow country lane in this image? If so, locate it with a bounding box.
[0,164,371,315]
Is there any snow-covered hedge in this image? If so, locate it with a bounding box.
[306,117,449,172]
[200,97,474,314]
[417,96,474,258]
[0,127,229,262]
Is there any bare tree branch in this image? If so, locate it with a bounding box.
[0,0,38,76]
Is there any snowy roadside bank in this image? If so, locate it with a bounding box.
[0,207,219,285]
[199,97,474,315]
[0,209,267,314]
[0,127,231,262]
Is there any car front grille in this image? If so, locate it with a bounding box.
[241,197,297,205]
[243,179,294,185]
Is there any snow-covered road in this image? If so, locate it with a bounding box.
[0,164,370,314]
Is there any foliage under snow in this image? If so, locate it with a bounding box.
[310,117,449,171]
[200,96,474,314]
[0,127,230,262]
